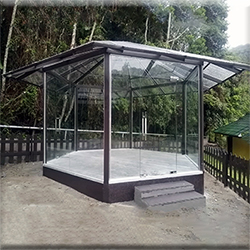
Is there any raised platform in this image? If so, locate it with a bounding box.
[43,149,203,203]
[44,148,198,182]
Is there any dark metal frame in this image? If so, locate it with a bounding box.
[104,53,111,185]
[43,72,47,163]
[198,64,204,172]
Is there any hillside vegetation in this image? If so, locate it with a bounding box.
[0,0,249,141]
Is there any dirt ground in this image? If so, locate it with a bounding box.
[0,161,249,249]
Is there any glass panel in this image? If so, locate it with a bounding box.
[45,57,104,183]
[46,75,75,171]
[51,56,104,84]
[186,73,199,166]
[204,64,235,81]
[77,57,104,182]
[176,68,199,171]
[23,71,43,86]
[110,54,199,182]
[175,81,183,173]
[111,55,141,180]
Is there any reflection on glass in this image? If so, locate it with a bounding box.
[110,54,200,181]
[45,56,104,182]
[46,79,75,162]
[186,77,199,165]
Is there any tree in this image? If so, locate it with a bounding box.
[1,0,19,102]
[204,71,250,142]
[2,0,246,138]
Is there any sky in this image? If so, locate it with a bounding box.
[226,0,250,48]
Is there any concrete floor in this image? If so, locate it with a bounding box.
[45,149,199,182]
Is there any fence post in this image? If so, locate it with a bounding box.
[25,135,30,162]
[9,135,14,163]
[223,150,228,187]
[204,146,206,170]
[33,134,38,162]
[1,135,6,165]
[17,136,22,163]
[40,134,44,162]
[247,164,250,204]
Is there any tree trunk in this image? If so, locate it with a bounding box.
[1,0,19,102]
[166,12,171,48]
[70,22,77,49]
[64,95,75,123]
[89,21,96,42]
[59,94,68,128]
[144,16,149,44]
[59,22,77,127]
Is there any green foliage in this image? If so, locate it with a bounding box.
[1,0,248,140]
[0,80,42,126]
[230,44,250,64]
[204,71,250,142]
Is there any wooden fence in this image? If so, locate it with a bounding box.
[1,132,186,165]
[0,135,43,165]
[204,146,250,203]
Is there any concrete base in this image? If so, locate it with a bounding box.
[43,166,204,203]
[43,148,203,203]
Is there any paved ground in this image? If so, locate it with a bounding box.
[0,161,250,249]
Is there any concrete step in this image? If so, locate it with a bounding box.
[147,191,206,212]
[135,180,194,199]
[134,181,206,212]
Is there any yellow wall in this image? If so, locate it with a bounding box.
[232,137,250,160]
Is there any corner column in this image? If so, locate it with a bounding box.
[74,86,78,151]
[129,88,133,148]
[198,64,204,172]
[43,72,47,163]
[104,53,111,186]
[181,81,187,154]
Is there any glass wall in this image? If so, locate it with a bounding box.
[176,68,199,171]
[110,54,199,181]
[45,56,104,182]
[46,73,75,162]
[77,57,104,181]
[44,52,199,183]
[186,72,199,165]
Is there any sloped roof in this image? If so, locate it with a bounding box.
[214,113,250,143]
[4,41,250,93]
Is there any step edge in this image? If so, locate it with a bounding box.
[135,180,192,189]
[145,195,206,207]
[140,187,195,198]
[135,183,194,193]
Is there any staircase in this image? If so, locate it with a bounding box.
[134,181,205,212]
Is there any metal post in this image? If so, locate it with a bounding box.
[198,64,204,172]
[181,81,187,154]
[129,88,133,148]
[74,86,78,151]
[104,53,111,185]
[43,72,47,163]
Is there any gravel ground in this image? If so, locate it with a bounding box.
[0,161,249,249]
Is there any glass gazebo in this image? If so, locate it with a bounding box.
[4,41,249,202]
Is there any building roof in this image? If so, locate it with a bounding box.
[4,41,250,93]
[214,113,250,143]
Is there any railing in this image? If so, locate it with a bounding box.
[204,146,250,203]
